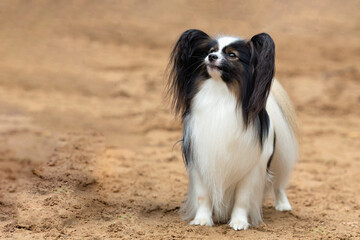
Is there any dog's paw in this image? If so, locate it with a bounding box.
[275,189,292,211]
[275,201,292,211]
[189,216,213,227]
[229,219,250,231]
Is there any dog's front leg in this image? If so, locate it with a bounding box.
[229,164,266,230]
[229,175,252,230]
[189,168,214,227]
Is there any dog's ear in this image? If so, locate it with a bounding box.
[167,29,211,118]
[245,33,275,123]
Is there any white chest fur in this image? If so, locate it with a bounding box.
[185,78,264,216]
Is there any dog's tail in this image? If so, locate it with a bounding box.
[270,79,298,137]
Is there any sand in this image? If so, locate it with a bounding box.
[0,0,359,239]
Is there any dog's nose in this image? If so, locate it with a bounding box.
[208,54,218,62]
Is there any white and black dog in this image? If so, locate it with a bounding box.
[167,29,299,230]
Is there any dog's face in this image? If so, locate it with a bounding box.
[204,37,251,83]
[205,37,242,78]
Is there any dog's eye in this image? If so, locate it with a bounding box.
[229,52,236,58]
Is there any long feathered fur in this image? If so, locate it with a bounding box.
[167,29,212,119]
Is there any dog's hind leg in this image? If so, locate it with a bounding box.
[269,131,297,211]
[266,93,298,212]
[274,187,292,211]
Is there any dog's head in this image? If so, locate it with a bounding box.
[168,29,275,124]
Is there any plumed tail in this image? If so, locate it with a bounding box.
[270,79,299,137]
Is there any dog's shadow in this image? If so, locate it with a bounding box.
[259,205,309,231]
[139,199,307,232]
[139,198,181,219]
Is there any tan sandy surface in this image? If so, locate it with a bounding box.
[0,1,359,239]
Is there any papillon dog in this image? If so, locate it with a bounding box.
[167,29,298,230]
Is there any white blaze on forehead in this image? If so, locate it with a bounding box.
[216,36,241,52]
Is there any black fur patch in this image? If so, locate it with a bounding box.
[267,132,276,169]
[220,40,251,87]
[167,29,215,119]
[256,109,271,145]
[246,33,275,125]
[219,34,275,144]
[182,127,191,167]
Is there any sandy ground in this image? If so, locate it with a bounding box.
[0,0,359,239]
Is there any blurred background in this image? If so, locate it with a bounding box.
[0,0,359,239]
